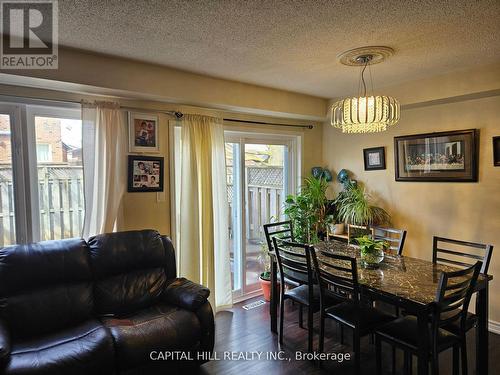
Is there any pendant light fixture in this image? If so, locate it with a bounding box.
[331,46,400,133]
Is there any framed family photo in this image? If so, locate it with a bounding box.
[363,147,386,170]
[394,129,479,182]
[128,155,164,192]
[128,112,159,153]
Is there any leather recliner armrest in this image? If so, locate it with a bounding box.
[163,278,210,311]
[0,319,11,366]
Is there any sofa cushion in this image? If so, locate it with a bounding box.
[101,303,201,370]
[88,230,170,316]
[3,320,114,375]
[0,238,93,339]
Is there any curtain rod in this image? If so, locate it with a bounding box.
[223,118,314,129]
[0,93,314,127]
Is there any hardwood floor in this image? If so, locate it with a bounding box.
[198,297,500,375]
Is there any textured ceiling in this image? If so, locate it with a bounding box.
[59,0,500,98]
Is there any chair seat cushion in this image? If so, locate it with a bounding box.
[285,284,319,306]
[440,310,477,335]
[325,302,395,334]
[101,303,201,370]
[376,316,460,352]
[4,320,114,375]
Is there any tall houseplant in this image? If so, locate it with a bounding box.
[335,182,390,226]
[284,176,333,244]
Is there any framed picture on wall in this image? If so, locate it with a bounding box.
[394,129,479,182]
[493,136,500,167]
[128,112,159,153]
[128,155,164,192]
[363,147,386,170]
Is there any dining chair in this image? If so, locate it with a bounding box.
[272,238,318,353]
[347,224,374,245]
[311,250,395,374]
[264,221,305,320]
[371,226,407,256]
[264,221,294,252]
[432,236,493,374]
[375,261,481,375]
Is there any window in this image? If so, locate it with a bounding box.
[36,144,52,162]
[0,99,83,244]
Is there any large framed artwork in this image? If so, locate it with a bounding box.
[363,146,386,170]
[128,112,159,153]
[127,155,164,192]
[394,129,479,182]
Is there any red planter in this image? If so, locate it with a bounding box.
[260,277,280,301]
[260,277,272,301]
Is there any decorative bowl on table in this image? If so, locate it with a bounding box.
[356,235,387,268]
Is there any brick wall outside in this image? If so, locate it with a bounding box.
[0,115,65,164]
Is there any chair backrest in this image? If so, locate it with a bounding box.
[272,238,314,287]
[0,238,93,340]
[434,261,481,332]
[264,221,294,252]
[432,236,493,274]
[371,226,407,256]
[88,229,174,316]
[347,224,373,245]
[311,249,359,304]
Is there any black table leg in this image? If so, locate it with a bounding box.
[270,257,278,333]
[416,308,429,375]
[476,282,489,375]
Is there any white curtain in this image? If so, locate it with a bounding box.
[178,114,232,311]
[81,101,127,238]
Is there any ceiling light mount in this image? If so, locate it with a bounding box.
[331,46,400,134]
[338,46,394,66]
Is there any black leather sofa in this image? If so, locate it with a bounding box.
[0,229,214,375]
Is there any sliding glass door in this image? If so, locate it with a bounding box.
[225,133,297,300]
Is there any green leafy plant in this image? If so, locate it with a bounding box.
[258,242,271,281]
[355,235,386,256]
[335,183,390,226]
[284,176,334,244]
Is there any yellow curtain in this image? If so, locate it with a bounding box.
[179,114,232,311]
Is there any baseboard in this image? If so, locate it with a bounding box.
[489,320,500,334]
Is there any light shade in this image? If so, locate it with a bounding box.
[330,95,400,133]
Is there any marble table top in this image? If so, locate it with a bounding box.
[314,240,491,306]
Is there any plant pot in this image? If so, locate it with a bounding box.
[260,277,272,301]
[260,276,280,302]
[332,222,345,235]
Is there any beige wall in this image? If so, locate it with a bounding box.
[322,65,500,322]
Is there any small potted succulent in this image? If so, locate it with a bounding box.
[356,235,388,268]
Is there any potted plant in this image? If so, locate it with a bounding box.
[335,182,390,226]
[356,235,388,267]
[258,243,274,301]
[284,175,334,244]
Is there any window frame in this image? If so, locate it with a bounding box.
[25,104,81,242]
[0,97,82,244]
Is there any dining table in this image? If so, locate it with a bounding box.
[268,240,492,375]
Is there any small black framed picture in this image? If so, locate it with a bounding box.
[493,136,500,167]
[363,147,386,170]
[128,155,164,192]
